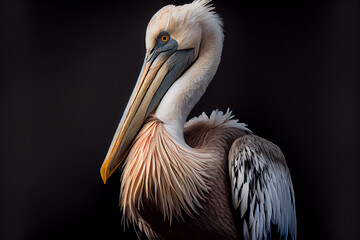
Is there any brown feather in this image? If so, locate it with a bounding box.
[120,111,248,239]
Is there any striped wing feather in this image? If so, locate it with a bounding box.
[229,134,296,240]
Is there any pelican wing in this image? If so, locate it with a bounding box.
[229,134,296,240]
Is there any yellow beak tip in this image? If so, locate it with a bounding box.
[102,177,107,185]
[100,166,109,184]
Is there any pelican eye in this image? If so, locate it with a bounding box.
[161,35,169,42]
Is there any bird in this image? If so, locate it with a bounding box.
[100,0,296,239]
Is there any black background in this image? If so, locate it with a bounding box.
[1,0,359,239]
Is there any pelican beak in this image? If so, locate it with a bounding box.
[100,42,195,183]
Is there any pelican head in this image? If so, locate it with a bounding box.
[100,0,223,183]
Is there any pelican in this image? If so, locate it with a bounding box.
[100,0,296,239]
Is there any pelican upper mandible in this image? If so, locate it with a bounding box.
[100,0,296,239]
